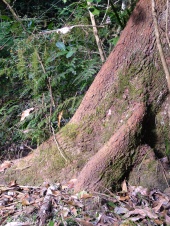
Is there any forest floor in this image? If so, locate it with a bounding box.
[1,177,170,226]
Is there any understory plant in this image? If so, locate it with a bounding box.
[0,0,137,159]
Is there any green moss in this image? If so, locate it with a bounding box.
[61,123,79,140]
[101,132,140,190]
[4,144,68,185]
[147,160,156,170]
[85,126,93,135]
[116,65,146,100]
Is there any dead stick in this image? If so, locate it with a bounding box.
[87,2,106,62]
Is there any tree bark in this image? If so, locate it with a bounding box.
[4,0,170,191]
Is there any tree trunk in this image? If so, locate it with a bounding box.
[4,0,170,191]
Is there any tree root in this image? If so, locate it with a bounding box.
[74,103,145,192]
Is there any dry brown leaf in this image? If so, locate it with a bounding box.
[129,185,149,196]
[152,193,169,213]
[21,195,35,206]
[124,207,158,219]
[97,213,116,225]
[70,206,78,216]
[63,200,84,208]
[61,207,70,218]
[58,111,63,128]
[23,205,36,214]
[78,190,92,199]
[0,161,12,172]
[9,180,17,187]
[114,206,129,215]
[75,218,94,226]
[20,107,34,121]
[63,178,77,189]
[81,193,93,199]
[165,214,170,224]
[4,222,30,226]
[122,180,128,192]
[154,219,164,225]
[119,195,129,201]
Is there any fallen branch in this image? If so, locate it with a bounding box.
[39,24,104,35]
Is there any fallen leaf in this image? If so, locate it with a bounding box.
[124,207,158,219]
[78,190,92,199]
[129,185,149,196]
[61,207,70,217]
[122,180,128,192]
[119,195,129,201]
[5,222,30,226]
[165,214,170,224]
[58,111,63,128]
[0,161,12,172]
[20,108,34,121]
[114,206,129,214]
[63,199,84,208]
[21,195,35,206]
[66,178,77,188]
[9,180,18,187]
[75,218,94,226]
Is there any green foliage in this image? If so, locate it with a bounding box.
[0,0,137,158]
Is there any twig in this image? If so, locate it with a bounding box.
[137,148,153,174]
[87,2,106,62]
[2,0,27,32]
[15,165,31,171]
[36,51,46,74]
[152,0,170,91]
[39,24,104,34]
[48,77,55,107]
[51,124,69,163]
[35,51,55,131]
[158,159,170,187]
[100,0,110,25]
[24,144,34,152]
[19,185,40,189]
[97,186,125,207]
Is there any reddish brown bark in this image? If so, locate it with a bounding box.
[71,0,169,191]
[3,0,169,191]
[74,103,145,192]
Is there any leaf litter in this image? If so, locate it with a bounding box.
[1,180,170,225]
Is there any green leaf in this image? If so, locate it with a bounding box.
[47,22,54,30]
[28,20,35,28]
[56,42,66,51]
[56,51,67,57]
[108,201,116,208]
[66,49,76,58]
[87,0,101,3]
[110,37,119,46]
[89,7,100,16]
[0,15,11,21]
